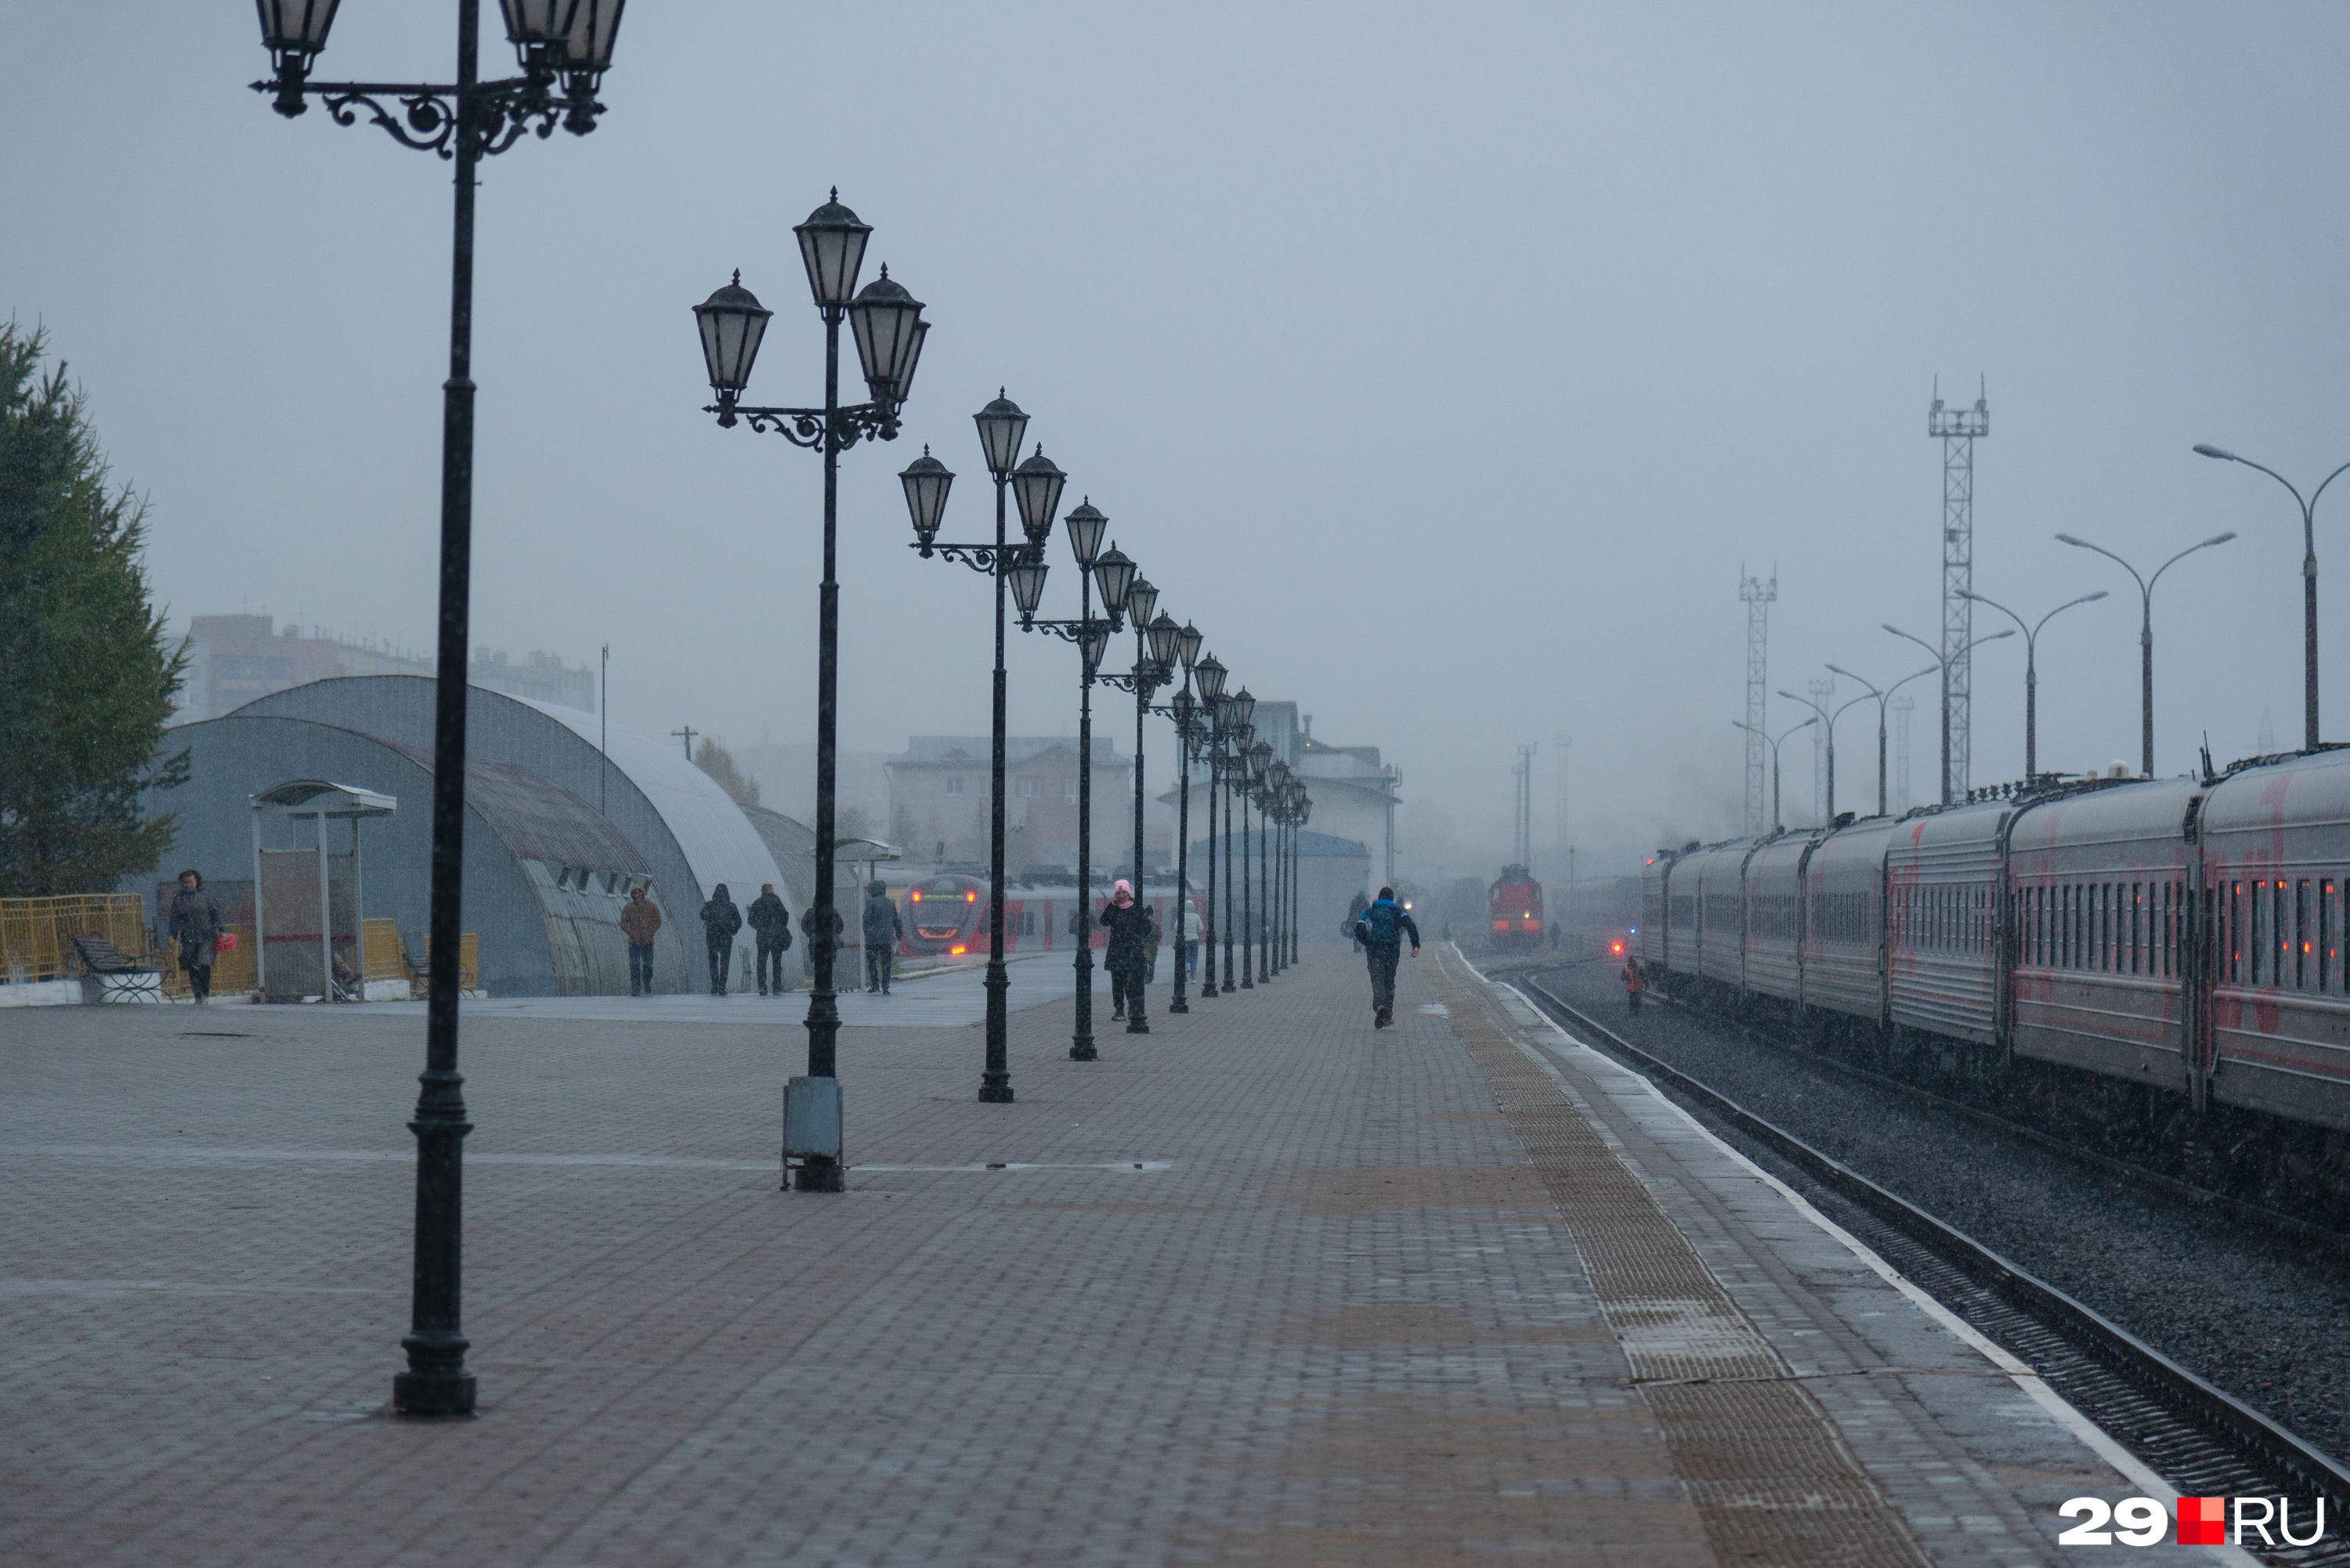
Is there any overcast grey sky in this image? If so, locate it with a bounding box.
[10,3,2350,884]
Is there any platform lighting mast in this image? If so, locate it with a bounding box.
[1553,732,1571,871]
[1512,742,1537,871]
[1740,567,1777,835]
[1929,379,1990,803]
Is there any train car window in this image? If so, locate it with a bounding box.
[2323,880,2337,993]
[2162,882,2175,979]
[2297,880,2311,991]
[2232,882,2246,985]
[2133,883,2145,976]
[2251,881,2266,987]
[2280,880,2294,989]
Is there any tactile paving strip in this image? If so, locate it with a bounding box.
[1430,958,1932,1567]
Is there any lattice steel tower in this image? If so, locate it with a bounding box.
[1929,378,1989,803]
[1740,565,1777,835]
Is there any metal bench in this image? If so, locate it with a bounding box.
[70,934,164,1003]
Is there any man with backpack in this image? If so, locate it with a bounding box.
[1351,886,1420,1029]
[747,883,792,996]
[700,884,743,995]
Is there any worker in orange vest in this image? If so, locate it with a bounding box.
[1621,956,1645,1013]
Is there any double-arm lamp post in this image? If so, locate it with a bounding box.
[1249,739,1274,982]
[901,402,1068,1093]
[1264,761,1292,976]
[1014,507,1130,1060]
[1161,630,1206,1013]
[1954,588,2107,781]
[1774,687,1875,823]
[1097,591,1180,1031]
[1188,656,1229,998]
[694,193,931,1178]
[2055,532,2235,777]
[1730,717,1815,833]
[1824,663,1940,817]
[1882,626,2013,800]
[1288,780,1311,964]
[2194,445,2350,752]
[1218,691,1257,991]
[254,0,627,1418]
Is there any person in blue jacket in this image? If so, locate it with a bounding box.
[1351,886,1421,1029]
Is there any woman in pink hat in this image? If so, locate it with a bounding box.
[1099,878,1160,1033]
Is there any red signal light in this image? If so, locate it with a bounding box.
[1611,940,1625,955]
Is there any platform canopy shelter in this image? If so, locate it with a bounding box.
[250,780,395,1003]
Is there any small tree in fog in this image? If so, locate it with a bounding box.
[694,737,761,806]
[0,323,186,895]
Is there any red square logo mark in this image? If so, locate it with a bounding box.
[2178,1497,2226,1545]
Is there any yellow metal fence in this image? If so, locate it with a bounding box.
[1,895,152,984]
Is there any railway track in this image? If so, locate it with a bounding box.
[1513,966,2350,1566]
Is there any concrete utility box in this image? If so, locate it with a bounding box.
[783,1075,843,1162]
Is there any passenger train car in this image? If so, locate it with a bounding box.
[1636,746,2350,1147]
[899,869,1207,960]
[1488,864,1544,951]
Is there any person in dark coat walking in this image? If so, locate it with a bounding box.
[862,881,902,994]
[1345,888,1370,952]
[1100,878,1159,1033]
[802,898,845,977]
[1351,885,1421,1029]
[746,883,792,995]
[167,869,226,1004]
[700,884,743,995]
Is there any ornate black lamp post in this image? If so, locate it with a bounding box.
[1289,780,1310,964]
[1224,689,1256,989]
[1191,656,1228,996]
[253,0,627,1419]
[1266,761,1291,975]
[903,399,1067,1097]
[1098,587,1177,1033]
[1249,739,1274,983]
[1015,505,1127,1060]
[694,193,931,1184]
[1164,624,1206,1013]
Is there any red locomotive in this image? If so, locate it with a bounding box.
[1488,863,1544,952]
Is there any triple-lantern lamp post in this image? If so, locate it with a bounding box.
[692,190,931,1176]
[253,0,628,1420]
[898,398,1067,1094]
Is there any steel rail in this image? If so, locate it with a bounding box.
[1512,968,2350,1521]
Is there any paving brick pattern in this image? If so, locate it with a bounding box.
[0,952,2153,1564]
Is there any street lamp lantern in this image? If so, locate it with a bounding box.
[792,188,872,309]
[1010,446,1068,547]
[1079,620,1110,670]
[1249,739,1272,780]
[1194,653,1227,703]
[1176,620,1202,671]
[1064,499,1107,568]
[693,273,772,403]
[498,0,580,50]
[1172,685,1196,729]
[1007,556,1050,620]
[1092,545,1137,625]
[898,445,953,550]
[1229,687,1256,730]
[973,389,1029,478]
[255,0,341,108]
[1147,611,1180,669]
[556,0,624,94]
[847,267,925,410]
[1126,576,1160,630]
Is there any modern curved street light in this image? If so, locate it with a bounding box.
[1731,717,1817,833]
[2055,531,2234,776]
[2194,443,2350,751]
[1882,626,2014,802]
[1774,686,1876,824]
[1824,662,1940,817]
[1955,588,2107,781]
[255,0,631,1424]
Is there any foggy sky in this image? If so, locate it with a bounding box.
[10,3,2350,888]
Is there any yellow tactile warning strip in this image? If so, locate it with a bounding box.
[1428,952,1933,1567]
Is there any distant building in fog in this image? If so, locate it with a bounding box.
[173,615,594,721]
[887,735,1132,869]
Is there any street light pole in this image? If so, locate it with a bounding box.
[1826,662,1940,817]
[1224,691,1257,988]
[1249,740,1274,982]
[1882,625,2015,800]
[2055,532,2235,776]
[1167,627,1208,1013]
[902,404,1067,1093]
[1013,504,1123,1060]
[1731,717,1815,832]
[1775,687,1878,822]
[256,0,629,1418]
[1955,588,2108,780]
[2196,445,2350,752]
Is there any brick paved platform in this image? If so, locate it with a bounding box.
[0,948,2227,1565]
